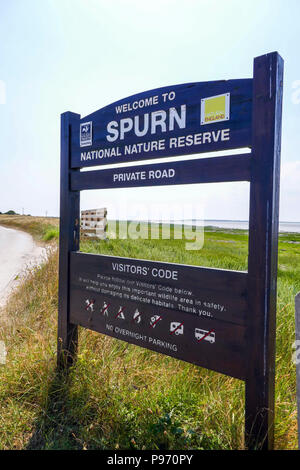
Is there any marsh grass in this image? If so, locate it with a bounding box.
[0,214,59,242]
[0,217,299,449]
[43,228,59,242]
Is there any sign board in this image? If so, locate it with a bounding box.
[70,253,247,380]
[58,52,283,450]
[70,80,252,168]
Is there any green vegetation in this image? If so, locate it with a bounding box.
[4,210,18,215]
[43,228,59,242]
[82,221,249,270]
[0,217,299,449]
[0,214,59,242]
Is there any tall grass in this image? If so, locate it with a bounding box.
[0,217,299,449]
[0,215,59,242]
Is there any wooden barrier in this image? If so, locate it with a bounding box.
[80,208,107,239]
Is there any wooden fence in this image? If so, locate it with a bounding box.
[80,208,107,239]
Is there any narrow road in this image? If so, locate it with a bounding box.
[0,225,45,307]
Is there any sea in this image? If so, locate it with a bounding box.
[176,220,300,233]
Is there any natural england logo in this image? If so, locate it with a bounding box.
[0,80,6,104]
[200,93,230,125]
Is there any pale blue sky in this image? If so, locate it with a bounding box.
[0,0,299,220]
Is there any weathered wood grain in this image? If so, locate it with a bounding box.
[245,52,284,450]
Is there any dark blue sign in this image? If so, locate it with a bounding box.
[59,52,284,449]
[71,80,252,168]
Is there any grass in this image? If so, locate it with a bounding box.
[0,214,59,242]
[43,228,59,242]
[82,221,249,270]
[0,217,299,449]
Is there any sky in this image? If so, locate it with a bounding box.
[0,0,300,221]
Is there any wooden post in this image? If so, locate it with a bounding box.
[295,292,300,449]
[57,111,81,369]
[245,52,284,449]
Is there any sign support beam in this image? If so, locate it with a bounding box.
[57,111,81,369]
[245,52,283,450]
